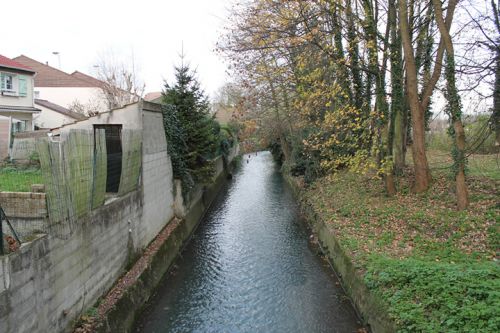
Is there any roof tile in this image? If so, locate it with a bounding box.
[0,54,35,72]
[13,55,100,87]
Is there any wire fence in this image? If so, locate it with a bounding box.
[35,128,142,239]
[0,206,22,255]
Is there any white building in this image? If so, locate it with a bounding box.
[33,99,87,129]
[13,55,108,111]
[0,55,40,160]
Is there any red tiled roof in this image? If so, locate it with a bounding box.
[0,54,35,72]
[144,92,162,102]
[71,71,105,88]
[13,55,98,87]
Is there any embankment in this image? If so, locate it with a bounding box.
[284,174,396,333]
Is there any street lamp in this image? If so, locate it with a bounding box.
[52,52,61,69]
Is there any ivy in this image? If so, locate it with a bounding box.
[444,53,467,177]
[365,257,500,332]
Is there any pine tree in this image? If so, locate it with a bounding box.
[162,60,219,190]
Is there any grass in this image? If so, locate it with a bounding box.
[0,165,43,192]
[298,151,500,332]
[416,149,500,180]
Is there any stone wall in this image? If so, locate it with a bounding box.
[0,191,47,238]
[0,191,142,333]
[0,103,168,333]
[0,100,240,333]
[0,192,46,219]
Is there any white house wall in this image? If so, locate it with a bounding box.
[33,105,77,129]
[35,87,108,111]
[0,75,34,108]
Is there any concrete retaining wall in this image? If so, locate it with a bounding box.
[139,107,175,249]
[0,102,177,333]
[0,191,142,333]
[285,174,396,333]
[94,151,238,333]
[0,101,239,333]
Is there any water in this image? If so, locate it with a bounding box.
[135,151,363,333]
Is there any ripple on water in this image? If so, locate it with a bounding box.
[135,152,362,333]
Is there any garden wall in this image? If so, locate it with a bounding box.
[10,131,50,161]
[0,191,47,239]
[0,100,239,333]
[0,101,175,333]
[0,191,142,333]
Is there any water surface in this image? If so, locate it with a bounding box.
[135,151,363,333]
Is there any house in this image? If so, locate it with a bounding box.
[33,99,87,129]
[0,55,40,160]
[13,55,108,111]
[144,91,162,103]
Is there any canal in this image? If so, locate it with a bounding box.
[134,151,363,332]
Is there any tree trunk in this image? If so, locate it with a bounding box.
[454,119,469,210]
[390,0,405,173]
[494,46,500,148]
[491,0,500,147]
[385,173,397,196]
[399,0,431,192]
[433,0,469,210]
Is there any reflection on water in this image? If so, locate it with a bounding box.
[135,151,363,333]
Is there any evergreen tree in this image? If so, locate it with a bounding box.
[162,60,219,191]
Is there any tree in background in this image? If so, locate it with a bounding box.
[67,99,101,117]
[93,51,145,110]
[218,0,495,210]
[95,63,144,109]
[162,58,220,192]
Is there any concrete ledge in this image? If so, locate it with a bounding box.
[284,174,396,333]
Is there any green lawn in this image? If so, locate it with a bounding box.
[0,166,43,192]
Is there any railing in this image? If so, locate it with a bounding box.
[0,206,22,255]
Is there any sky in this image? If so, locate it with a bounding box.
[2,0,235,98]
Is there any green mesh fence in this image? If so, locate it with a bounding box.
[119,129,142,196]
[36,128,143,239]
[92,129,107,209]
[36,129,142,237]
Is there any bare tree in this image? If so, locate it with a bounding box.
[94,53,145,109]
[68,99,101,117]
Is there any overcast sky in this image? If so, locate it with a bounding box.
[2,0,234,98]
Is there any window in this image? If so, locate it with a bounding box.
[0,72,20,95]
[12,120,28,133]
[4,75,13,91]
